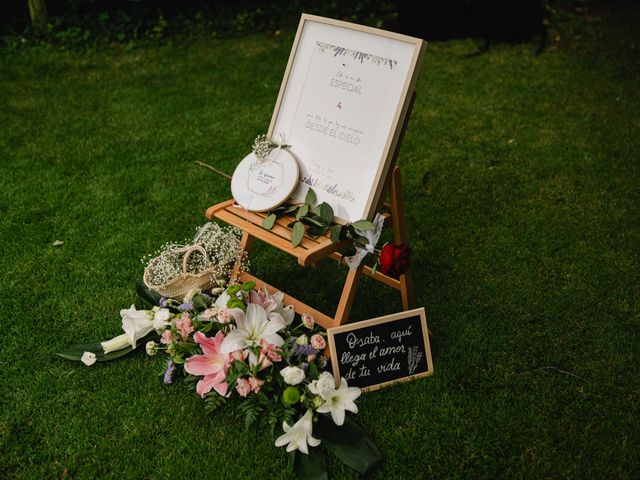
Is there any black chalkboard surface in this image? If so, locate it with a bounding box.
[327,308,433,392]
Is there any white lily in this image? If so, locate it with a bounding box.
[220,303,285,353]
[316,377,361,426]
[215,291,231,309]
[120,304,154,349]
[274,409,321,454]
[263,289,295,326]
[101,333,130,354]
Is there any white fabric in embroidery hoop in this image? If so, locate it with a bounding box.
[231,148,299,212]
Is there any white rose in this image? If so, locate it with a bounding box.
[153,308,171,330]
[120,304,154,348]
[308,372,336,400]
[280,366,306,385]
[81,351,97,366]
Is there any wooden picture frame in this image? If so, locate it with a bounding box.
[267,14,426,223]
[327,307,433,392]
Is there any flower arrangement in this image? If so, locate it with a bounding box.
[58,262,382,478]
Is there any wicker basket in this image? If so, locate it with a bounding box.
[143,244,225,300]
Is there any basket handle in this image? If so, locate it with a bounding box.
[182,245,210,274]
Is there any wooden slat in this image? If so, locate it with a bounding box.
[205,199,235,220]
[214,209,307,256]
[301,238,349,267]
[223,206,320,250]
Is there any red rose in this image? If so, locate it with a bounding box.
[378,243,411,278]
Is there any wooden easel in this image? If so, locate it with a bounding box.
[205,94,417,330]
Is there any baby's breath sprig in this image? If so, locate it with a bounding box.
[143,223,247,288]
[252,134,290,162]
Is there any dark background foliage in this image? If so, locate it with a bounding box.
[0,0,600,48]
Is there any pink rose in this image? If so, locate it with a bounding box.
[301,313,315,329]
[235,378,251,397]
[310,334,326,350]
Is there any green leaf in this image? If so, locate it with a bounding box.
[330,225,342,243]
[136,278,163,309]
[302,215,325,227]
[227,285,241,296]
[262,213,277,230]
[315,414,383,475]
[291,221,305,247]
[55,331,155,363]
[307,225,325,237]
[241,280,256,291]
[319,202,334,224]
[296,204,309,220]
[172,354,185,365]
[308,361,319,381]
[305,188,317,206]
[351,220,376,231]
[192,293,209,310]
[293,447,327,480]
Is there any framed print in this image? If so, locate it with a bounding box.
[268,14,426,223]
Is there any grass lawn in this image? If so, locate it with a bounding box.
[1,7,639,479]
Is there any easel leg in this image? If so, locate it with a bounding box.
[231,231,254,283]
[333,264,364,327]
[390,166,415,310]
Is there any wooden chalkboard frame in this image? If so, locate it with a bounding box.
[327,307,433,392]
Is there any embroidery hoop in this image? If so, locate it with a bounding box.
[231,147,299,212]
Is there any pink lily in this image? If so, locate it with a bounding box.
[184,331,230,398]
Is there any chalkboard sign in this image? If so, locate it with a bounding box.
[327,308,433,392]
